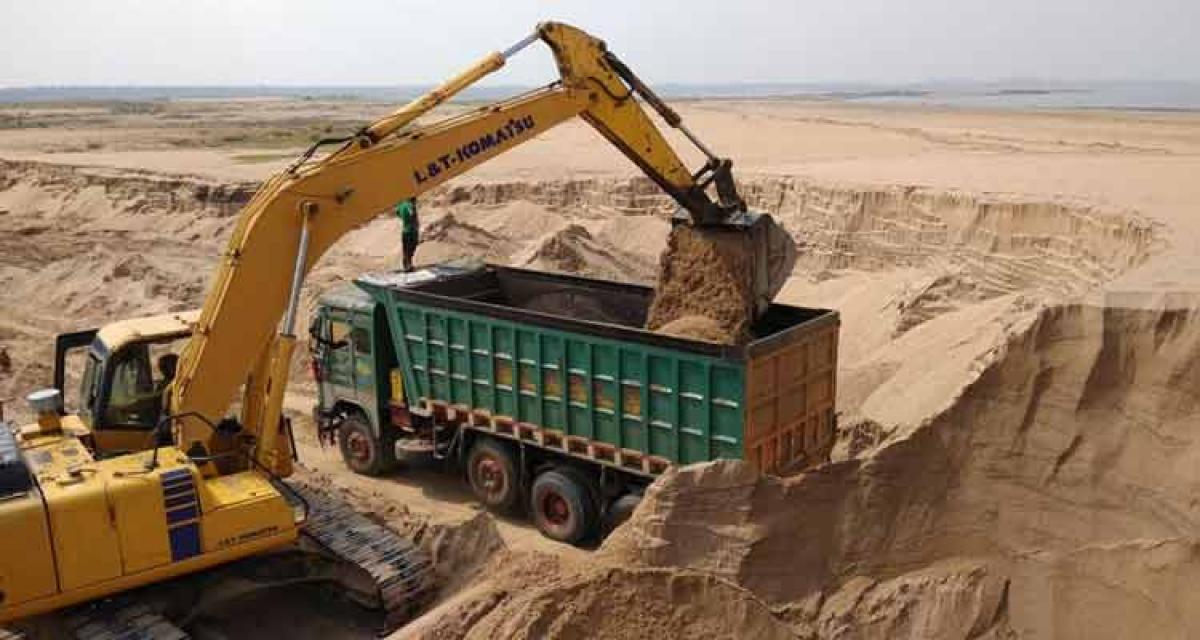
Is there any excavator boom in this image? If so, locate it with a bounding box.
[171,21,789,462]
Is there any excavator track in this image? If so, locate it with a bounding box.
[67,602,188,640]
[5,600,188,640]
[288,483,436,632]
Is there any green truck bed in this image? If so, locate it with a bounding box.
[355,264,838,476]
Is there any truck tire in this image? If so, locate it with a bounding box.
[602,493,643,535]
[466,438,520,513]
[530,468,598,545]
[337,413,395,476]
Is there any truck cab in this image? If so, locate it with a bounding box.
[309,284,405,475]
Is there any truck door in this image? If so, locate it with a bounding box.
[320,310,357,411]
[349,312,379,429]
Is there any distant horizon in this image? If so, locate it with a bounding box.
[4,78,1200,90]
[4,80,1200,112]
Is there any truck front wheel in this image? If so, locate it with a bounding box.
[530,468,598,545]
[337,413,394,476]
[466,438,520,513]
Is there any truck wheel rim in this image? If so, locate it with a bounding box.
[541,492,570,525]
[475,457,506,498]
[346,431,371,462]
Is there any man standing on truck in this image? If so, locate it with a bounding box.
[396,198,420,272]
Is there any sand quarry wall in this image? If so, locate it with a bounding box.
[0,160,255,412]
[426,175,1159,297]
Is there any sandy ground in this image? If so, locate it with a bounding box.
[1,97,1199,638]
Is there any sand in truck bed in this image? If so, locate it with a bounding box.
[645,225,758,344]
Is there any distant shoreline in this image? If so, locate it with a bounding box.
[2,82,1199,112]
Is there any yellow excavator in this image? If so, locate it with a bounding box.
[0,22,792,637]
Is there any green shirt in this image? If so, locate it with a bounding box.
[395,199,418,236]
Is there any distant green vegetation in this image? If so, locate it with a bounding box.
[232,151,297,164]
[215,123,337,147]
[107,101,165,115]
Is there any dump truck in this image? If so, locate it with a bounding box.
[311,263,839,543]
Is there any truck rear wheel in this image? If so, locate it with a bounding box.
[530,468,598,545]
[337,413,395,476]
[466,438,520,512]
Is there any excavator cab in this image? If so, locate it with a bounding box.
[53,311,198,456]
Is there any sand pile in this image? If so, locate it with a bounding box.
[516,224,597,274]
[646,225,758,344]
[600,301,1200,638]
[513,223,657,283]
[414,213,516,264]
[461,201,572,240]
[654,315,734,343]
[398,551,793,640]
[779,558,1010,639]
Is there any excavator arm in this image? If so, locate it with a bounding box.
[170,22,759,470]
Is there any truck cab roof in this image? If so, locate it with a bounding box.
[316,282,375,312]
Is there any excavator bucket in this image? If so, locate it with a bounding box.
[743,212,798,315]
[662,208,801,314]
[647,210,797,343]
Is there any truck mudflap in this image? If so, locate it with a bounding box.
[290,483,437,632]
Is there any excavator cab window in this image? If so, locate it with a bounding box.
[77,352,101,424]
[92,336,188,454]
[104,344,158,428]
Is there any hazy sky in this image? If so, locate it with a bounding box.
[2,0,1197,87]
